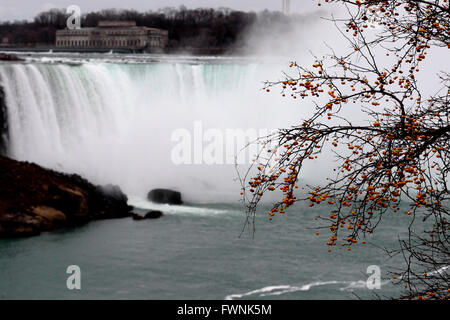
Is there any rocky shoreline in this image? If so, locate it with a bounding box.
[0,155,133,238]
[0,53,23,62]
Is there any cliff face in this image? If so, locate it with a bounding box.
[0,155,133,237]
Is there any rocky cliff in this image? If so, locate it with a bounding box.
[0,155,133,237]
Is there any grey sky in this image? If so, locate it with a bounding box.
[0,0,320,22]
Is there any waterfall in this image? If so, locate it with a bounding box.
[0,60,305,201]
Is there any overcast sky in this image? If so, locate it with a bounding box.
[0,0,320,22]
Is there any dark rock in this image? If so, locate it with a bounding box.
[132,210,163,221]
[132,213,145,220]
[144,210,163,219]
[0,53,23,62]
[147,189,183,205]
[0,211,41,237]
[0,155,133,237]
[0,85,8,156]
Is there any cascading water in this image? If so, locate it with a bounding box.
[0,59,308,201]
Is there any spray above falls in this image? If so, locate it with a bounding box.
[0,59,314,201]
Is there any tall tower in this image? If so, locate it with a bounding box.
[282,0,291,14]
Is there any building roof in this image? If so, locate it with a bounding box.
[98,21,137,28]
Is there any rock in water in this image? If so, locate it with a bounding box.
[0,53,23,61]
[147,189,183,205]
[0,155,133,237]
[132,213,145,220]
[132,210,163,220]
[144,210,163,219]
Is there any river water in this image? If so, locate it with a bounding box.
[0,52,407,299]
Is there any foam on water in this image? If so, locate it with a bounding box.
[128,195,239,217]
[426,265,449,276]
[225,279,392,300]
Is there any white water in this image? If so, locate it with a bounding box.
[224,279,392,300]
[0,59,310,201]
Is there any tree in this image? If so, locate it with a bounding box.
[239,0,449,300]
[34,9,66,28]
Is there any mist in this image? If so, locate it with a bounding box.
[0,5,410,204]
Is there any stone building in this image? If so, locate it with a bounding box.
[55,21,168,52]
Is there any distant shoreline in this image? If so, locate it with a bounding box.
[0,45,243,56]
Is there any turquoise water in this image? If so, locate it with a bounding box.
[0,201,408,300]
[0,54,411,300]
